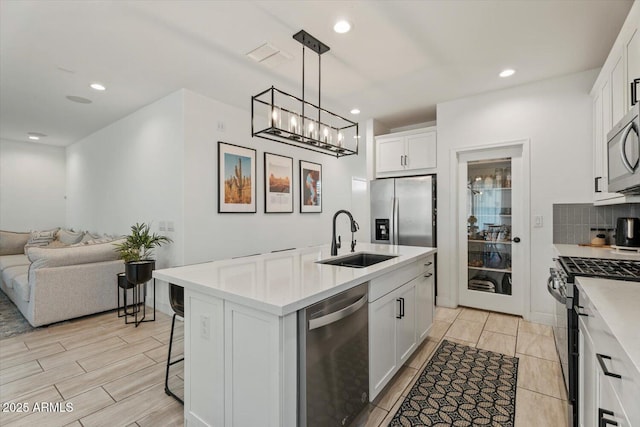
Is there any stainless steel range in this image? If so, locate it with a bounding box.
[548,256,640,427]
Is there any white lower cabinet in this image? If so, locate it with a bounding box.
[598,374,631,427]
[369,256,434,400]
[577,281,639,427]
[579,317,597,427]
[184,289,297,427]
[415,264,435,342]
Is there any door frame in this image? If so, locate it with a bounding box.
[450,139,531,318]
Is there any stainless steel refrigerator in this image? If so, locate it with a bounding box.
[370,175,436,247]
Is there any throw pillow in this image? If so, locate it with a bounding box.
[24,228,59,253]
[56,228,84,245]
[80,231,102,244]
[0,230,31,255]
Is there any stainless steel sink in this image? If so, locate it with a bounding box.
[317,252,397,268]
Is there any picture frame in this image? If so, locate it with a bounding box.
[299,160,322,213]
[218,141,256,213]
[264,152,293,213]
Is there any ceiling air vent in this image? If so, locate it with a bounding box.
[246,43,292,68]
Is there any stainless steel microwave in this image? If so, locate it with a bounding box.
[608,103,640,195]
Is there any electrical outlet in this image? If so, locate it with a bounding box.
[534,215,543,228]
[200,315,210,340]
[167,221,175,232]
[159,221,166,231]
[217,121,225,132]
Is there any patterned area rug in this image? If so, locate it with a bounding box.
[390,339,518,427]
[0,290,36,339]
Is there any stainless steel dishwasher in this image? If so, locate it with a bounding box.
[298,282,369,427]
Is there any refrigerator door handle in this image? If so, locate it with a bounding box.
[393,197,399,245]
[388,197,396,245]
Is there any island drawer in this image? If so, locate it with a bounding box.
[369,255,432,302]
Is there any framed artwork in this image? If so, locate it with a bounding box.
[218,141,256,213]
[264,152,293,213]
[300,160,322,213]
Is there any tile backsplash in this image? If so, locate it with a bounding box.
[552,203,640,244]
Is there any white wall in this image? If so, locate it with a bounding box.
[436,69,597,324]
[182,90,368,264]
[66,91,186,312]
[0,139,66,230]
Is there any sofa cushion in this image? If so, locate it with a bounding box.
[27,238,124,270]
[0,230,31,256]
[24,228,60,252]
[0,254,30,271]
[13,273,29,302]
[2,265,29,289]
[57,229,84,245]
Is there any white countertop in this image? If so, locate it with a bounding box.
[154,243,436,316]
[576,276,640,376]
[554,244,640,260]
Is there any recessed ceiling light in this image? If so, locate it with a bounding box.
[334,20,351,34]
[66,95,92,104]
[27,132,46,141]
[350,108,361,115]
[499,69,515,78]
[90,83,106,91]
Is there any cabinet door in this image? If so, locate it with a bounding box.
[376,137,406,173]
[580,318,597,427]
[415,267,434,343]
[396,282,416,365]
[626,28,639,109]
[593,91,605,196]
[369,290,399,397]
[611,53,626,125]
[598,375,631,427]
[406,131,436,170]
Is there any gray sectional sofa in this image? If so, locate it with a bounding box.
[0,230,125,327]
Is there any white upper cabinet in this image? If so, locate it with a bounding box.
[375,127,437,177]
[590,1,640,205]
[626,27,639,107]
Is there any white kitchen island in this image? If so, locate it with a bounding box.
[154,243,436,427]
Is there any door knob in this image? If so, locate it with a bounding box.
[512,237,521,243]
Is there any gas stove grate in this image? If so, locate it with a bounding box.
[560,256,640,281]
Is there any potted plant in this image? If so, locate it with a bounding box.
[114,222,173,284]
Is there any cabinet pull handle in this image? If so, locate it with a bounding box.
[424,261,433,267]
[576,305,589,317]
[595,176,602,193]
[400,155,404,166]
[404,155,408,166]
[632,78,639,107]
[598,408,618,427]
[596,354,621,379]
[400,297,405,318]
[424,273,433,278]
[396,298,402,319]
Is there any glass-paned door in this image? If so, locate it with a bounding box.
[458,145,525,316]
[467,159,513,295]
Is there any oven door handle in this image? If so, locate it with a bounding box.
[547,276,566,304]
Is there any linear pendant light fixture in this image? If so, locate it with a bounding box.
[251,30,359,158]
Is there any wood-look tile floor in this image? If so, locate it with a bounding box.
[0,310,184,427]
[0,307,567,427]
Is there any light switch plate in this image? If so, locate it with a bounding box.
[534,215,543,228]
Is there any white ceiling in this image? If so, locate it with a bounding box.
[0,0,633,147]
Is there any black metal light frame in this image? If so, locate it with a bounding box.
[251,30,359,158]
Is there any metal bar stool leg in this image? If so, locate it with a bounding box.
[165,312,184,404]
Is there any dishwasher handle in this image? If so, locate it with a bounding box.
[308,294,368,331]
